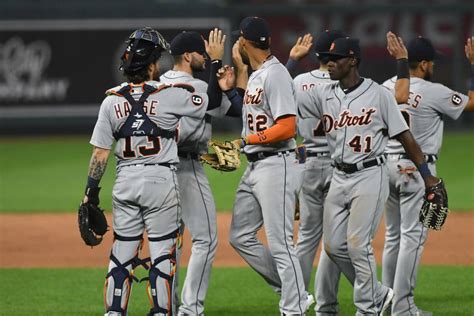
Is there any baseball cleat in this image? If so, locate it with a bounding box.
[305,293,315,311]
[379,288,394,315]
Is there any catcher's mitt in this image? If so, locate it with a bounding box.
[200,140,241,172]
[78,202,108,246]
[419,179,449,230]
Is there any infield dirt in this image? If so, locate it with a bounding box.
[0,212,473,268]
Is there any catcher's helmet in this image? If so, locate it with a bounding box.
[120,27,170,72]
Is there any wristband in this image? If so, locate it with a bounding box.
[285,58,298,72]
[87,176,100,189]
[418,162,432,179]
[224,89,239,100]
[241,137,248,147]
[396,58,409,79]
[470,64,474,91]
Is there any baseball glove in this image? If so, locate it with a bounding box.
[78,201,108,246]
[419,179,449,230]
[200,140,241,172]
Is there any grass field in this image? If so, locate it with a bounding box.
[0,266,473,315]
[1,134,473,315]
[0,133,473,212]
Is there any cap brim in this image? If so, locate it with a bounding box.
[318,51,350,58]
[231,30,242,36]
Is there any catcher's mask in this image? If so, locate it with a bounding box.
[120,27,170,72]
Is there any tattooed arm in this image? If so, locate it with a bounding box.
[83,146,111,204]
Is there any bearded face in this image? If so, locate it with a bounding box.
[239,39,250,66]
[151,60,161,81]
[424,61,434,81]
[190,52,206,72]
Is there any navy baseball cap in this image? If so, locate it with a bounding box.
[319,37,361,59]
[233,16,270,43]
[170,31,206,56]
[407,36,440,62]
[314,30,346,55]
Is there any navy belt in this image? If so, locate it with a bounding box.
[307,152,330,157]
[394,153,438,163]
[178,151,199,160]
[122,162,174,168]
[246,150,294,163]
[333,155,386,174]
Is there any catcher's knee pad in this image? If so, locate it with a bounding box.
[104,233,144,315]
[147,229,179,316]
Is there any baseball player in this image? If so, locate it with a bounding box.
[381,36,474,316]
[286,30,349,315]
[218,16,313,315]
[159,29,240,316]
[81,27,226,316]
[297,36,442,316]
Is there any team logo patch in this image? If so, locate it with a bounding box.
[451,94,462,106]
[192,95,203,106]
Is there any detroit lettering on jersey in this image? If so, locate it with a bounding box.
[160,70,231,154]
[323,108,376,133]
[294,69,334,153]
[244,88,264,105]
[383,76,468,155]
[297,78,408,164]
[242,56,297,154]
[89,81,209,167]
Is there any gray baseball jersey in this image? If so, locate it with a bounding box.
[230,56,310,315]
[383,76,468,154]
[294,69,333,153]
[294,69,340,296]
[90,81,209,166]
[297,78,406,314]
[159,70,230,315]
[160,70,231,154]
[241,56,297,154]
[94,81,208,316]
[381,76,468,315]
[297,78,409,163]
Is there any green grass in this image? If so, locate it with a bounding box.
[0,133,473,212]
[0,266,472,315]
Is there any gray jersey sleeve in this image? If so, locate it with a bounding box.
[296,87,324,120]
[167,87,209,119]
[380,87,409,137]
[90,96,115,149]
[265,67,297,119]
[428,83,468,120]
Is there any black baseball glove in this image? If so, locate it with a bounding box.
[419,179,449,230]
[78,187,108,246]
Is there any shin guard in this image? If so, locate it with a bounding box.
[104,233,143,315]
[147,229,179,316]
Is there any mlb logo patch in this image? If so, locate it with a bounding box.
[114,289,122,296]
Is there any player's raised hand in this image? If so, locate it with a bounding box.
[465,36,474,64]
[289,33,313,61]
[206,28,226,60]
[386,31,408,60]
[217,65,235,91]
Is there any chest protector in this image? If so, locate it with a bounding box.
[113,84,176,141]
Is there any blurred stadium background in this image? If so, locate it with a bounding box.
[1,1,473,315]
[0,0,473,135]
